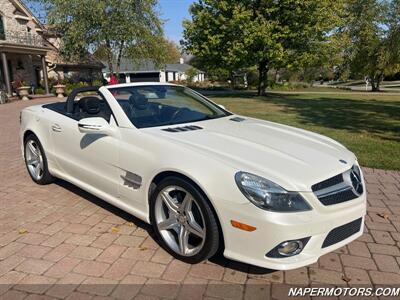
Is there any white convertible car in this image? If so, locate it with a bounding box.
[20,83,366,270]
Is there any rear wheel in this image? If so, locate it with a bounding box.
[24,134,54,185]
[150,176,220,264]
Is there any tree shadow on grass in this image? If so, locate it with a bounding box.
[248,94,400,142]
[55,179,275,275]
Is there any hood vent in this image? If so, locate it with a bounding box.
[162,125,203,133]
[230,117,246,122]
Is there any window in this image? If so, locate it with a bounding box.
[108,85,229,128]
[0,16,5,40]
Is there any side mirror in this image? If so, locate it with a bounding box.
[78,117,114,135]
[218,104,226,110]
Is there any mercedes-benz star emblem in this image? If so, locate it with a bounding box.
[350,170,363,195]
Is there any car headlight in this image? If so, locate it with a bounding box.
[235,172,312,212]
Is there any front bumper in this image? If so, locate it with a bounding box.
[217,191,366,270]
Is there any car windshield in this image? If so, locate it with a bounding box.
[108,85,230,128]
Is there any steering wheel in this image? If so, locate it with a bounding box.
[171,107,190,121]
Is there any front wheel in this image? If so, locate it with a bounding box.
[24,134,54,185]
[150,176,220,264]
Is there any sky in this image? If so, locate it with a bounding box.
[25,0,195,44]
[159,0,194,43]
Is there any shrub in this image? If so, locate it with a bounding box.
[34,87,46,95]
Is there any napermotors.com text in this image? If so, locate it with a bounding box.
[289,287,400,297]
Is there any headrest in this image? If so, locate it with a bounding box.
[79,97,101,115]
[129,93,148,110]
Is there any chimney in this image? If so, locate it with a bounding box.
[179,57,184,64]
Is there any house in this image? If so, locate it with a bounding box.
[102,58,205,83]
[0,0,102,97]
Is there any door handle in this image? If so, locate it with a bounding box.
[51,123,62,132]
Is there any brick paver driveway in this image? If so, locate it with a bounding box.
[1,98,400,300]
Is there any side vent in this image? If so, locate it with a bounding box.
[230,117,246,122]
[162,125,203,133]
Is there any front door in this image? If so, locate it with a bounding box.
[49,94,120,198]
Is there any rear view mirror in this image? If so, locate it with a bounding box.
[78,117,114,136]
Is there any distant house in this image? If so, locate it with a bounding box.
[0,0,102,97]
[102,58,205,83]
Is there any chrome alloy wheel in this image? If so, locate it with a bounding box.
[25,140,44,181]
[154,186,206,256]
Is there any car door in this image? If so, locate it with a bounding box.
[49,92,120,198]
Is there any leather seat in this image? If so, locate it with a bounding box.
[78,97,110,121]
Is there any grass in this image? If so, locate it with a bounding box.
[210,92,400,171]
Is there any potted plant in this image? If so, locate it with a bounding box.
[15,80,31,101]
[53,75,66,98]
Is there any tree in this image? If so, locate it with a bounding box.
[163,40,182,64]
[185,67,198,82]
[36,0,166,75]
[340,0,400,91]
[182,0,343,95]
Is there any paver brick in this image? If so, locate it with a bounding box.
[69,246,102,260]
[43,243,76,262]
[15,258,54,275]
[367,243,400,256]
[78,277,118,296]
[44,257,81,278]
[347,241,371,258]
[0,242,25,259]
[189,263,225,281]
[65,234,97,246]
[372,254,400,273]
[15,274,56,294]
[162,259,191,282]
[114,235,144,247]
[96,244,127,264]
[141,278,180,299]
[369,270,400,284]
[90,233,118,249]
[344,267,371,285]
[73,260,110,277]
[111,275,146,300]
[103,258,136,280]
[17,244,52,259]
[63,224,92,234]
[340,254,377,270]
[131,261,166,278]
[0,255,25,276]
[370,230,396,245]
[17,233,49,245]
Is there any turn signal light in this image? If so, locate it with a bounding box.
[230,220,256,232]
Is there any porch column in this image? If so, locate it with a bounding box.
[1,52,12,96]
[41,55,49,94]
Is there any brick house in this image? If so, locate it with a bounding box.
[0,0,103,97]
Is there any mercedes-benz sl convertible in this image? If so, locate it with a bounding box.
[20,83,366,270]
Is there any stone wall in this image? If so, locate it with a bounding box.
[0,0,42,36]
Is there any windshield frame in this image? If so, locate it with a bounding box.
[107,84,232,129]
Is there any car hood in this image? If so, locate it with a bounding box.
[144,116,356,191]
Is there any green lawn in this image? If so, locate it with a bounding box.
[210,92,400,171]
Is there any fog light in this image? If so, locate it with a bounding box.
[266,237,310,258]
[277,241,303,256]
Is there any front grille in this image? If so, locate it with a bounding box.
[319,189,358,206]
[312,165,363,206]
[322,218,362,248]
[311,174,343,192]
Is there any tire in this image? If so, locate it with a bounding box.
[150,176,220,264]
[24,133,55,185]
